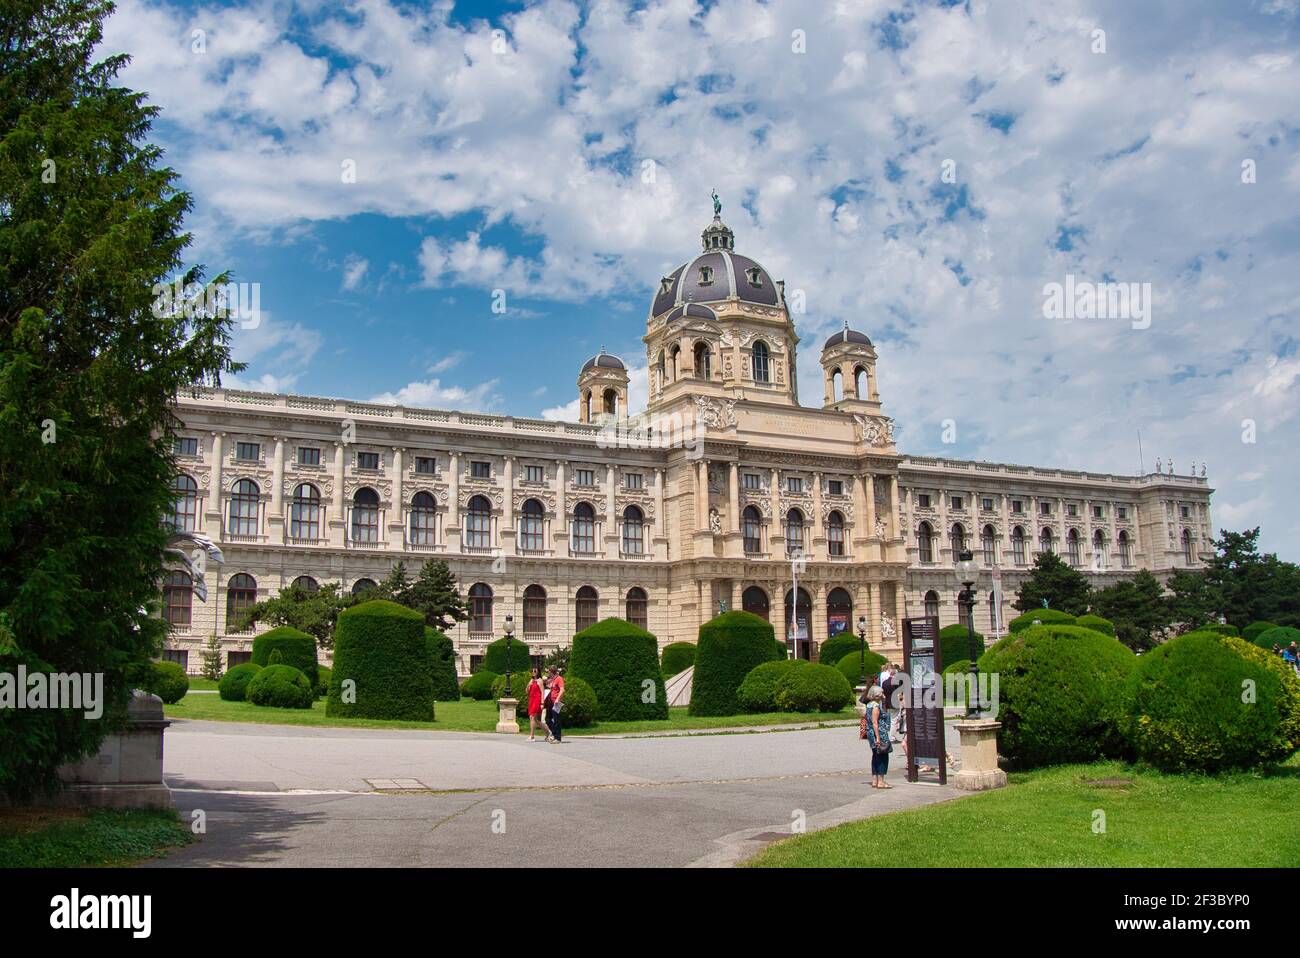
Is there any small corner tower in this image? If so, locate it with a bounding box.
[821,321,881,413]
[577,347,629,423]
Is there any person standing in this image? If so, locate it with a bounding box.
[864,685,893,789]
[544,666,566,743]
[526,668,545,741]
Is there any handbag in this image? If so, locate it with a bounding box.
[859,714,869,740]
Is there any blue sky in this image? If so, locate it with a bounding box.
[101,0,1300,557]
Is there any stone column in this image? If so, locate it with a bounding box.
[811,471,825,561]
[605,464,618,556]
[329,441,346,547]
[888,475,900,540]
[728,462,740,531]
[730,579,742,613]
[389,447,405,551]
[501,456,516,555]
[654,468,667,560]
[207,432,225,538]
[446,452,461,551]
[769,468,784,555]
[863,473,877,559]
[271,438,285,515]
[555,460,568,552]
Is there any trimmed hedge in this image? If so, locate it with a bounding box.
[425,628,461,701]
[1242,621,1278,645]
[143,661,189,704]
[978,624,1136,768]
[556,675,597,728]
[482,636,532,676]
[1256,626,1300,651]
[817,632,863,668]
[834,650,887,688]
[326,599,434,721]
[570,618,667,721]
[315,665,332,698]
[737,659,809,712]
[772,639,789,661]
[246,664,314,709]
[1008,608,1076,633]
[942,658,972,707]
[938,623,984,672]
[252,626,319,690]
[689,611,779,716]
[773,663,854,713]
[460,670,499,701]
[1075,614,1116,637]
[1199,623,1240,637]
[1126,631,1300,772]
[661,641,697,678]
[218,662,262,702]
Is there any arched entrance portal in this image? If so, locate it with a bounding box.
[784,587,812,660]
[742,586,770,621]
[825,588,853,657]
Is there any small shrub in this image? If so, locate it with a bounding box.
[315,665,332,698]
[326,600,433,721]
[690,611,779,716]
[737,659,809,712]
[817,632,863,668]
[218,662,262,702]
[1008,608,1076,633]
[1242,621,1278,645]
[482,636,531,676]
[834,650,887,688]
[1075,614,1116,637]
[490,672,534,719]
[773,663,854,713]
[143,661,189,704]
[425,628,461,701]
[938,623,984,671]
[246,664,314,709]
[251,626,319,690]
[661,641,697,678]
[1256,626,1300,651]
[557,675,597,728]
[461,670,499,700]
[570,618,667,721]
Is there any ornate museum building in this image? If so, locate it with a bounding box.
[162,212,1214,674]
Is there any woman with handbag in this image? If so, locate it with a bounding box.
[863,685,893,789]
[526,669,546,741]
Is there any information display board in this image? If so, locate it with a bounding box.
[902,615,947,784]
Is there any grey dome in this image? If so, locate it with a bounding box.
[650,217,782,317]
[580,350,626,373]
[824,328,872,349]
[663,303,718,324]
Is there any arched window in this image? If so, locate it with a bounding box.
[785,508,805,557]
[950,522,966,559]
[670,345,681,381]
[784,587,811,654]
[657,351,666,386]
[988,590,999,633]
[1093,529,1106,570]
[603,388,617,416]
[291,575,319,593]
[582,390,592,421]
[752,341,770,383]
[229,478,259,536]
[831,368,842,401]
[226,573,257,632]
[917,521,934,563]
[576,586,599,632]
[826,587,852,639]
[523,584,547,635]
[1119,530,1132,567]
[1182,528,1194,565]
[170,475,198,532]
[958,587,972,629]
[571,502,595,554]
[290,483,320,540]
[1066,528,1081,566]
[694,342,711,379]
[742,586,770,621]
[827,511,846,556]
[409,491,437,547]
[466,495,492,549]
[924,589,939,620]
[469,582,493,633]
[742,505,763,554]
[981,524,997,566]
[854,365,869,398]
[1011,526,1027,566]
[626,587,648,628]
[163,571,192,627]
[351,488,379,543]
[622,505,644,556]
[1039,527,1054,555]
[519,498,544,552]
[351,578,378,596]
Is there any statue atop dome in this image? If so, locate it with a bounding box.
[711,188,721,217]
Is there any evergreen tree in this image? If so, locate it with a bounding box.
[238,582,354,651]
[1013,552,1092,615]
[1090,570,1172,651]
[200,634,224,680]
[0,0,241,799]
[398,560,468,631]
[377,561,410,600]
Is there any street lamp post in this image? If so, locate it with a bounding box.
[954,550,981,719]
[857,614,868,687]
[503,613,515,697]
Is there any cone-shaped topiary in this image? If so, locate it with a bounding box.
[570,617,667,721]
[1075,614,1116,637]
[938,623,984,671]
[834,650,887,688]
[252,625,319,690]
[327,599,433,721]
[143,660,188,704]
[482,636,532,677]
[425,627,461,701]
[246,664,314,709]
[738,659,809,712]
[1243,621,1278,645]
[460,670,499,700]
[1007,608,1076,633]
[661,641,697,678]
[218,662,262,701]
[773,663,854,713]
[690,611,778,716]
[817,632,863,668]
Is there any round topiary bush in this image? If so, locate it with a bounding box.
[246,664,314,709]
[773,663,854,713]
[834,650,887,688]
[557,675,597,727]
[143,660,189,704]
[1198,623,1240,637]
[251,626,319,691]
[482,636,532,676]
[1075,614,1116,637]
[938,623,984,671]
[661,641,697,678]
[460,670,499,700]
[1125,631,1300,772]
[326,599,434,721]
[315,665,332,698]
[570,617,667,721]
[772,638,789,661]
[1242,621,1278,645]
[977,624,1137,768]
[689,611,779,716]
[425,628,461,701]
[1008,608,1076,633]
[737,659,809,713]
[1256,625,1300,651]
[817,632,863,668]
[218,662,262,701]
[941,658,972,706]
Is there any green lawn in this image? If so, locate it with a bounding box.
[186,677,219,691]
[0,807,194,868]
[746,755,1300,868]
[163,693,857,736]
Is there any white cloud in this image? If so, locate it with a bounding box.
[369,377,500,411]
[341,254,369,291]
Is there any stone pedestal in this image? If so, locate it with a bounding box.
[952,719,1007,791]
[495,698,519,733]
[54,691,173,809]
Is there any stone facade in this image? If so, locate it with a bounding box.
[161,215,1213,676]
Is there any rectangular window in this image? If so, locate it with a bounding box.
[471,460,491,480]
[951,496,963,511]
[227,651,252,668]
[982,497,994,511]
[743,473,761,491]
[828,480,843,496]
[1012,499,1024,514]
[625,472,643,490]
[575,468,594,486]
[917,494,931,508]
[415,456,436,475]
[298,446,321,467]
[787,477,803,493]
[174,436,199,456]
[235,441,260,461]
[1066,504,1078,517]
[161,649,188,670]
[525,464,545,484]
[1039,502,1052,516]
[1117,506,1128,520]
[1092,505,1104,519]
[357,451,380,471]
[1180,505,1190,518]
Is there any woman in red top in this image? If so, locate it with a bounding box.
[526,668,545,741]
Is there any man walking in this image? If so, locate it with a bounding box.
[544,666,566,743]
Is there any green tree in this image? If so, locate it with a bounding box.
[395,560,468,631]
[0,0,241,800]
[376,561,410,600]
[1013,552,1092,616]
[237,582,354,651]
[1090,570,1171,651]
[200,634,224,681]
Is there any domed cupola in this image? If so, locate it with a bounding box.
[821,320,880,412]
[577,347,629,423]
